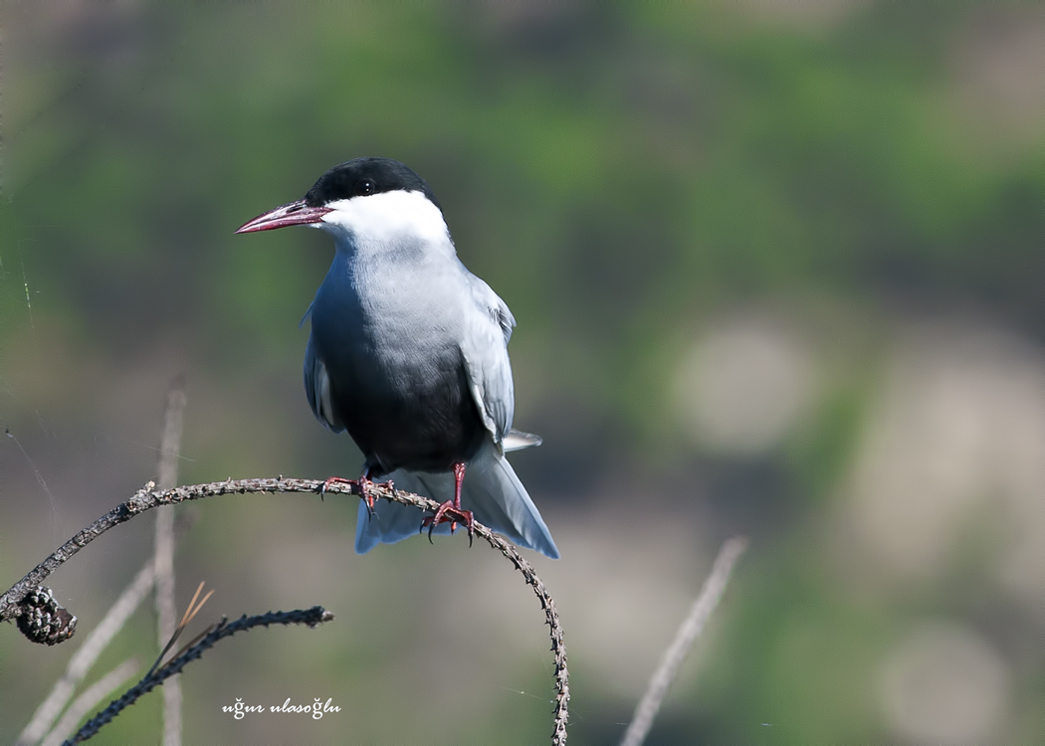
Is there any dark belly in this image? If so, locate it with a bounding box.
[325,350,487,475]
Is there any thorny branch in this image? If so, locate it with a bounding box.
[62,606,335,745]
[0,477,571,745]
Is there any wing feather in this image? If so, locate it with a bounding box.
[303,335,344,432]
[459,275,516,447]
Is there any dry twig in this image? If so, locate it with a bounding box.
[16,564,155,746]
[18,383,189,746]
[619,536,748,746]
[62,607,334,745]
[153,380,187,746]
[1,477,570,745]
[40,659,139,746]
[150,581,214,677]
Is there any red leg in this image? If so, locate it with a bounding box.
[420,462,475,545]
[452,461,465,510]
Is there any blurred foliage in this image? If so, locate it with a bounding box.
[2,1,1042,744]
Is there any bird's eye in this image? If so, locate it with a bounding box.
[360,180,375,196]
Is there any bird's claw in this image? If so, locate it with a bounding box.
[321,475,395,518]
[365,479,396,518]
[420,502,474,547]
[319,476,353,503]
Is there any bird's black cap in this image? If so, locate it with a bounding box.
[304,157,440,210]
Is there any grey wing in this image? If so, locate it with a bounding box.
[459,274,517,447]
[303,335,345,433]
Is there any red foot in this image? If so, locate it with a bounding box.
[420,503,475,545]
[320,472,395,517]
[419,462,474,546]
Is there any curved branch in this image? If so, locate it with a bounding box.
[1,476,570,745]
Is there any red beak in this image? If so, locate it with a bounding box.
[235,199,333,234]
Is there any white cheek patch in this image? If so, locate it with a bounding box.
[321,190,450,247]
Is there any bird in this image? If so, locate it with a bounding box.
[236,157,559,559]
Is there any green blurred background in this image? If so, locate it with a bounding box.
[2,2,1043,743]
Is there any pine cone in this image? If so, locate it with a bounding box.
[17,587,77,645]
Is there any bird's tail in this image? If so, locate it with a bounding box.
[354,440,559,559]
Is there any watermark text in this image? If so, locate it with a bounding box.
[223,697,341,720]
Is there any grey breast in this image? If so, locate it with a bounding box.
[306,246,487,474]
